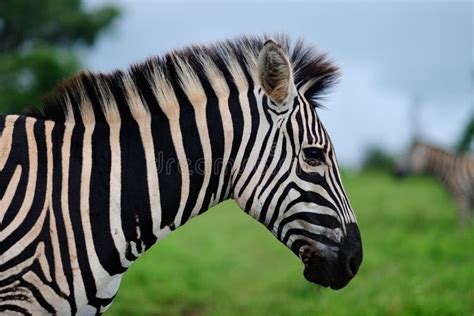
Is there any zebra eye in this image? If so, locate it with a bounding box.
[303,147,325,167]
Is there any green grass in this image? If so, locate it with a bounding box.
[107,172,474,315]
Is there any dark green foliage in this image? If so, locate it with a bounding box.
[361,145,396,171]
[0,0,120,114]
[0,47,79,113]
[456,114,473,153]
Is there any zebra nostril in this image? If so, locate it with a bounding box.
[342,223,363,278]
[345,254,359,278]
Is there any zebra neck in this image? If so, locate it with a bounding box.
[62,92,243,263]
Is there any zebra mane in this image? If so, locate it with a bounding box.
[26,34,339,123]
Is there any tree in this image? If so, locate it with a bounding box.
[456,114,473,153]
[361,145,396,172]
[0,0,120,114]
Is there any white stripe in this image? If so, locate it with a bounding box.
[23,271,71,314]
[136,116,162,234]
[0,115,18,171]
[202,59,233,205]
[45,121,70,295]
[124,79,163,236]
[108,120,132,267]
[150,68,189,228]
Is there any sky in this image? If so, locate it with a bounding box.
[84,0,473,167]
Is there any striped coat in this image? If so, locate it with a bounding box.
[0,36,362,314]
[407,140,474,223]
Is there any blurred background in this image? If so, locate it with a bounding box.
[1,0,473,315]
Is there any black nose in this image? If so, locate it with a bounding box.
[342,223,363,279]
[344,251,359,278]
[301,223,363,290]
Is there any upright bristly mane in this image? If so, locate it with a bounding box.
[26,34,339,123]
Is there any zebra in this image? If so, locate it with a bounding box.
[397,140,474,223]
[0,35,362,314]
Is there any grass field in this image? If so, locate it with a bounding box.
[107,172,474,315]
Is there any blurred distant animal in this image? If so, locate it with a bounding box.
[396,140,474,224]
[0,35,362,314]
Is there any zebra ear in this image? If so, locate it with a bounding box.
[257,40,295,104]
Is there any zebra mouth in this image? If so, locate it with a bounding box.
[300,247,352,290]
[299,223,363,290]
[301,248,331,288]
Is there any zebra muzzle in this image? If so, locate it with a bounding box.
[302,249,331,288]
[301,223,363,290]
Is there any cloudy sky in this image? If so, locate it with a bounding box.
[84,0,472,167]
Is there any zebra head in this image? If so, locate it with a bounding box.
[232,40,362,290]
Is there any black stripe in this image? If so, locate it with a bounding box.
[295,108,305,147]
[259,158,293,225]
[301,98,313,144]
[165,56,205,224]
[295,163,345,219]
[19,276,56,314]
[282,228,339,248]
[239,115,274,203]
[120,118,156,255]
[202,75,225,212]
[130,68,183,229]
[90,123,125,274]
[316,117,325,147]
[277,212,341,240]
[224,77,244,197]
[243,131,280,213]
[258,135,288,201]
[0,304,32,315]
[50,122,75,307]
[0,117,30,230]
[68,123,97,302]
[231,68,259,192]
[2,119,46,254]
